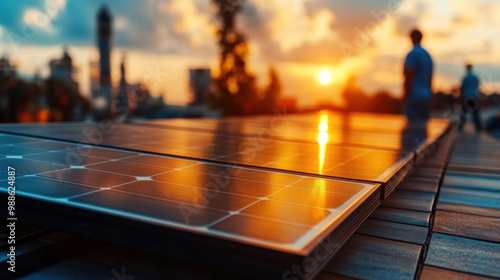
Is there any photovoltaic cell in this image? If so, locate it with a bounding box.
[18,140,80,151]
[15,176,99,198]
[151,170,286,197]
[0,145,47,156]
[210,215,311,244]
[0,158,69,175]
[71,190,230,226]
[240,200,332,226]
[114,181,259,211]
[86,160,175,177]
[0,134,41,144]
[25,151,110,166]
[41,168,137,188]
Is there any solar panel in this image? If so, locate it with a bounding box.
[0,113,451,279]
[131,112,449,152]
[0,122,414,194]
[0,133,380,279]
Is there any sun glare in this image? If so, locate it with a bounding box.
[318,114,328,132]
[318,70,332,84]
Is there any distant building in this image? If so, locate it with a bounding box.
[128,83,151,117]
[189,68,211,106]
[0,56,16,78]
[0,57,16,121]
[89,59,100,102]
[49,48,78,91]
[94,5,113,120]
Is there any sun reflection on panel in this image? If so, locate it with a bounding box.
[312,179,327,210]
[318,113,329,173]
[318,114,329,132]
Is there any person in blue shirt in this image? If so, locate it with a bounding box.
[403,29,433,122]
[458,63,482,132]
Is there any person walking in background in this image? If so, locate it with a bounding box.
[403,29,433,122]
[458,63,483,132]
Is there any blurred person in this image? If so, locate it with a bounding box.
[403,29,433,122]
[458,63,483,132]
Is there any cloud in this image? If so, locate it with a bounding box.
[21,0,66,33]
[159,0,216,48]
[238,0,340,64]
[309,0,402,43]
[114,17,127,30]
[254,1,336,52]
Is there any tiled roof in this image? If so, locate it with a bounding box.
[319,125,500,279]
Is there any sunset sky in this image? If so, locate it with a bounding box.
[1,0,500,107]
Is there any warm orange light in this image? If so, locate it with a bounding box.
[318,70,332,84]
[317,113,329,173]
[318,114,329,132]
[317,132,328,145]
[37,109,49,123]
[312,179,327,210]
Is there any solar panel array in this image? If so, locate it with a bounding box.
[132,111,449,152]
[0,112,450,279]
[0,119,422,183]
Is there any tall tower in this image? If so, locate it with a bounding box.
[94,5,112,120]
[116,54,129,120]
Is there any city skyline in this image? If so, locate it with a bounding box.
[1,0,500,107]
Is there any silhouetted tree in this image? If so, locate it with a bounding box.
[210,0,258,116]
[371,90,402,114]
[0,67,17,122]
[342,76,370,112]
[340,77,404,113]
[45,78,78,121]
[431,91,457,111]
[0,60,89,123]
[8,79,32,122]
[259,66,281,114]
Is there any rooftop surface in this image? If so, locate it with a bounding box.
[319,124,500,280]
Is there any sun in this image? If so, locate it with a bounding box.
[318,70,332,85]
